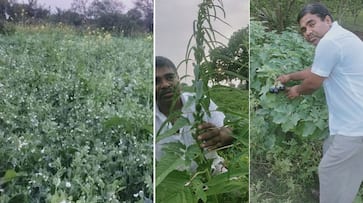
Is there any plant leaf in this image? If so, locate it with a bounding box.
[156,117,190,142]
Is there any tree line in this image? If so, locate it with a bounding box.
[0,0,153,36]
[251,0,363,32]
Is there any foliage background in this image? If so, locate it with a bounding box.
[0,0,153,37]
[0,24,153,202]
[251,0,363,34]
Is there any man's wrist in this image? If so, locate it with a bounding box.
[286,74,291,82]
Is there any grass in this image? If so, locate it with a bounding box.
[210,84,249,118]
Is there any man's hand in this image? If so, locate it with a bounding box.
[276,74,291,84]
[197,122,234,150]
[286,85,301,99]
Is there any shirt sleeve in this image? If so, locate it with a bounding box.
[311,38,340,77]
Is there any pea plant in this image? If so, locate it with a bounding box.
[0,25,153,203]
[156,1,248,202]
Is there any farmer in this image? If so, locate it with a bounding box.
[155,56,234,174]
[277,3,363,203]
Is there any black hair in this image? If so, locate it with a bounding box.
[297,2,333,23]
[155,56,177,73]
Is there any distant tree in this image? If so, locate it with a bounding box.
[124,8,145,34]
[0,0,10,20]
[6,3,28,22]
[26,0,37,9]
[25,0,49,21]
[0,0,15,35]
[0,0,48,23]
[51,8,83,26]
[0,0,152,36]
[227,26,249,79]
[71,0,90,16]
[95,12,125,32]
[134,0,152,17]
[87,0,124,18]
[251,0,306,32]
[207,26,249,83]
[134,0,153,32]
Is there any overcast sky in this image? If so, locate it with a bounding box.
[155,0,250,84]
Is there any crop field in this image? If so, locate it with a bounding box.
[0,25,153,202]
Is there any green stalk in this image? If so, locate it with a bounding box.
[186,0,226,202]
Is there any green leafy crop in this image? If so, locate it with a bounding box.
[0,25,153,202]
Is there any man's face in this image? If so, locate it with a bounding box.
[155,66,180,106]
[299,13,332,46]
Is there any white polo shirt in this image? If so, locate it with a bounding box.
[311,22,363,136]
[155,92,226,173]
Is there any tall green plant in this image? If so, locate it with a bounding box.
[156,1,248,202]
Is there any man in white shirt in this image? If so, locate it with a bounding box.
[155,56,234,174]
[277,3,363,203]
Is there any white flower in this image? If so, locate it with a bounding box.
[65,181,71,188]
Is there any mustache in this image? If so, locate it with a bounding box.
[159,87,181,97]
[160,88,174,96]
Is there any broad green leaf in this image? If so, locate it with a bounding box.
[0,169,26,186]
[185,144,202,166]
[281,113,301,132]
[4,169,17,181]
[156,152,185,187]
[191,179,207,202]
[205,171,247,196]
[272,112,288,124]
[156,117,190,142]
[156,171,197,203]
[301,121,317,137]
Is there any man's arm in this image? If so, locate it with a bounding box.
[285,70,325,99]
[277,68,312,83]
